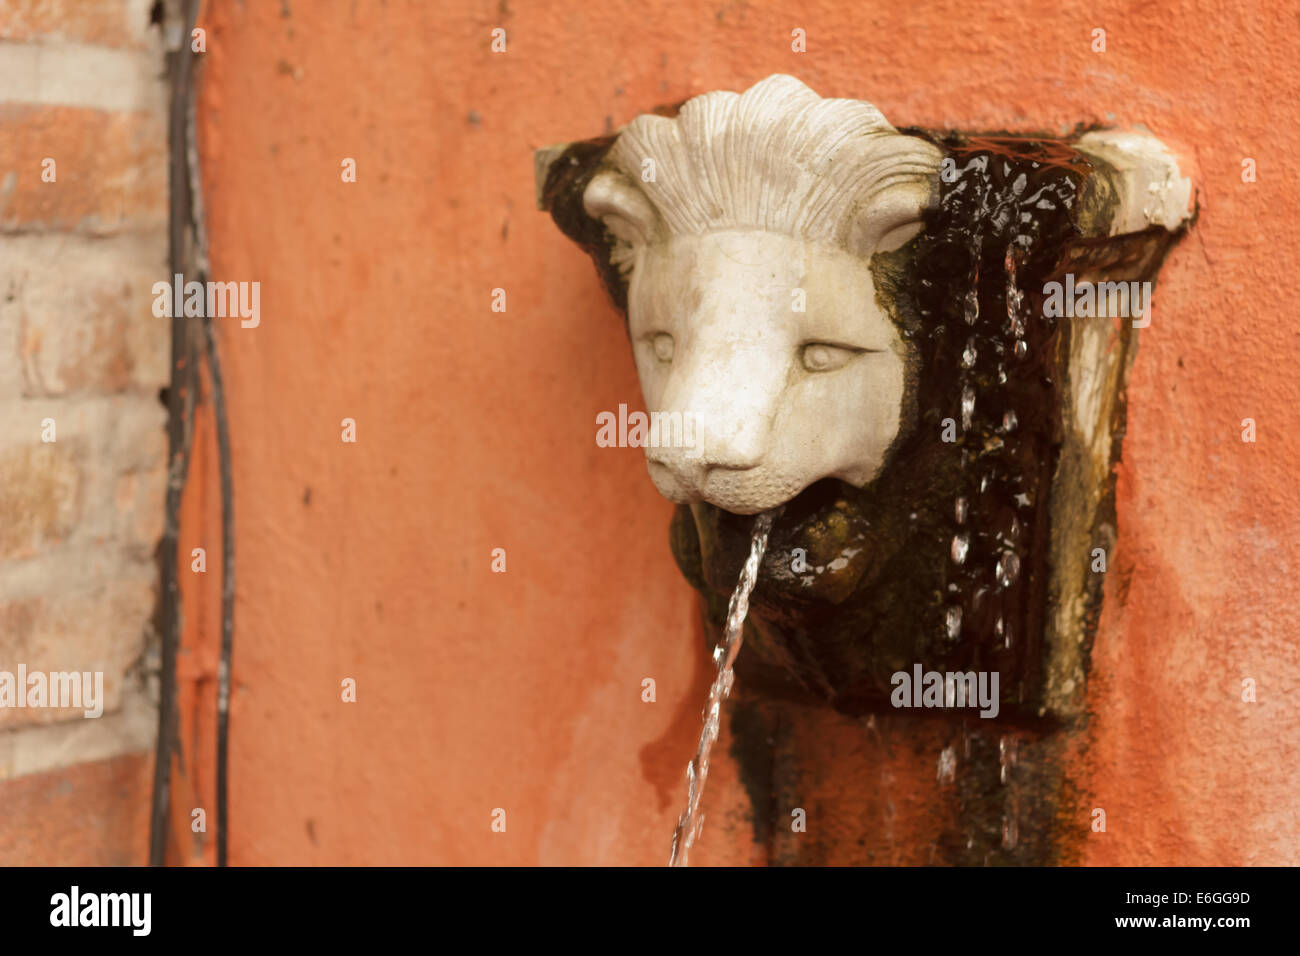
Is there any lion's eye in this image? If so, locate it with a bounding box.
[801,343,857,372]
[651,333,675,363]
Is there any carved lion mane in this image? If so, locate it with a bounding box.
[584,74,942,266]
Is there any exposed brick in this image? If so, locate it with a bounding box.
[0,577,153,730]
[111,462,167,559]
[0,42,165,113]
[0,233,169,395]
[0,105,166,234]
[97,394,168,475]
[0,751,150,865]
[0,394,167,562]
[0,0,157,50]
[0,437,83,561]
[0,0,168,856]
[0,683,155,780]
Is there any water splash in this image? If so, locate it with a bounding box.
[670,508,779,867]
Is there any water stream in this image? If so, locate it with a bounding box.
[669,508,779,867]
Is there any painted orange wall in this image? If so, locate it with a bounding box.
[171,0,1300,865]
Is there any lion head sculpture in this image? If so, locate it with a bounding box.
[539,74,1190,720]
[581,74,943,514]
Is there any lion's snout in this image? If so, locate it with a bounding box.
[643,355,802,514]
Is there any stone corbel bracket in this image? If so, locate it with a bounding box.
[537,75,1193,723]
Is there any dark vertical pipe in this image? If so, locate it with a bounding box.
[150,0,201,867]
[204,313,234,866]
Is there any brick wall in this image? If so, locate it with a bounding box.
[0,0,166,862]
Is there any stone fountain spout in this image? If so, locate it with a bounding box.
[538,74,1192,722]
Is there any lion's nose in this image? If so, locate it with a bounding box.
[646,427,761,488]
[645,396,770,481]
[693,413,765,471]
[647,336,783,484]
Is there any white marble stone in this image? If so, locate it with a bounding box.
[582,74,942,515]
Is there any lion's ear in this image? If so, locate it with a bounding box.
[848,183,932,257]
[584,170,658,247]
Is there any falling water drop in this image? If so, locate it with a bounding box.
[996,551,1021,588]
[1005,244,1026,339]
[954,497,968,524]
[1000,734,1020,851]
[945,605,963,641]
[937,746,957,785]
[961,385,975,431]
[951,533,969,565]
[999,734,1019,784]
[1002,813,1019,851]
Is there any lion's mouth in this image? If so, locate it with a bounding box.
[647,457,827,518]
[697,466,814,517]
[691,477,875,601]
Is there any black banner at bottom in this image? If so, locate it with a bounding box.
[0,865,1289,942]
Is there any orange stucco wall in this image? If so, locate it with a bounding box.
[154,0,1299,865]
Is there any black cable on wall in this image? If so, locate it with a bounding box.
[150,0,201,868]
[151,0,236,867]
